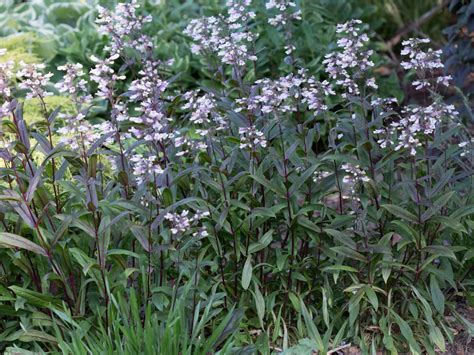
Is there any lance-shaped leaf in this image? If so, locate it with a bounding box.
[0,233,47,256]
[9,286,62,309]
[241,255,253,290]
[25,166,44,203]
[421,191,455,223]
[98,215,111,268]
[382,204,418,223]
[47,106,61,124]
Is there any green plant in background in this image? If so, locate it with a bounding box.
[0,1,472,354]
[0,33,43,67]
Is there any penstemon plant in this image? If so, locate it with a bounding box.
[0,1,472,354]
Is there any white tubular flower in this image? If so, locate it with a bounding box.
[459,138,474,157]
[0,49,14,101]
[323,20,374,98]
[165,209,209,237]
[313,170,331,183]
[341,163,369,202]
[96,0,152,55]
[376,101,457,156]
[130,153,163,185]
[250,70,333,115]
[226,0,255,29]
[266,0,301,27]
[16,62,53,99]
[239,125,267,150]
[184,1,257,67]
[89,54,124,99]
[127,60,171,143]
[56,63,91,107]
[400,38,451,91]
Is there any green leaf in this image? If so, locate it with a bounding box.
[288,165,318,197]
[430,275,445,315]
[98,215,111,268]
[253,284,265,329]
[450,205,474,220]
[0,233,47,257]
[202,307,243,352]
[331,246,367,262]
[249,207,276,219]
[17,329,58,344]
[248,229,273,254]
[241,255,252,290]
[25,166,44,203]
[9,286,62,310]
[250,173,285,196]
[325,228,356,248]
[429,326,446,352]
[321,287,329,328]
[423,245,457,260]
[392,312,422,354]
[382,204,418,223]
[322,265,358,273]
[364,286,379,311]
[391,220,418,245]
[300,299,324,351]
[421,191,455,222]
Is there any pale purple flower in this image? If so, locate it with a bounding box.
[90,54,125,99]
[266,0,301,27]
[459,138,473,157]
[239,125,267,150]
[323,20,375,98]
[313,170,331,183]
[130,153,163,185]
[127,60,171,143]
[341,163,369,202]
[184,1,257,67]
[16,62,53,99]
[96,0,152,55]
[400,38,450,91]
[251,70,333,115]
[56,63,91,107]
[165,209,209,236]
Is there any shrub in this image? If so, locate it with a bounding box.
[0,1,472,353]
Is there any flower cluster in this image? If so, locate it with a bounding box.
[16,62,53,100]
[55,63,114,153]
[179,90,227,153]
[342,164,370,184]
[227,0,256,29]
[57,113,103,152]
[459,138,474,157]
[90,54,125,99]
[96,0,152,56]
[375,101,457,155]
[400,38,451,91]
[0,49,14,118]
[371,97,398,115]
[184,2,257,67]
[182,90,216,126]
[130,154,163,185]
[323,19,376,98]
[239,125,267,150]
[164,210,210,237]
[313,170,331,183]
[55,63,91,107]
[265,0,302,27]
[248,70,333,116]
[174,133,208,157]
[341,163,369,201]
[127,60,171,143]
